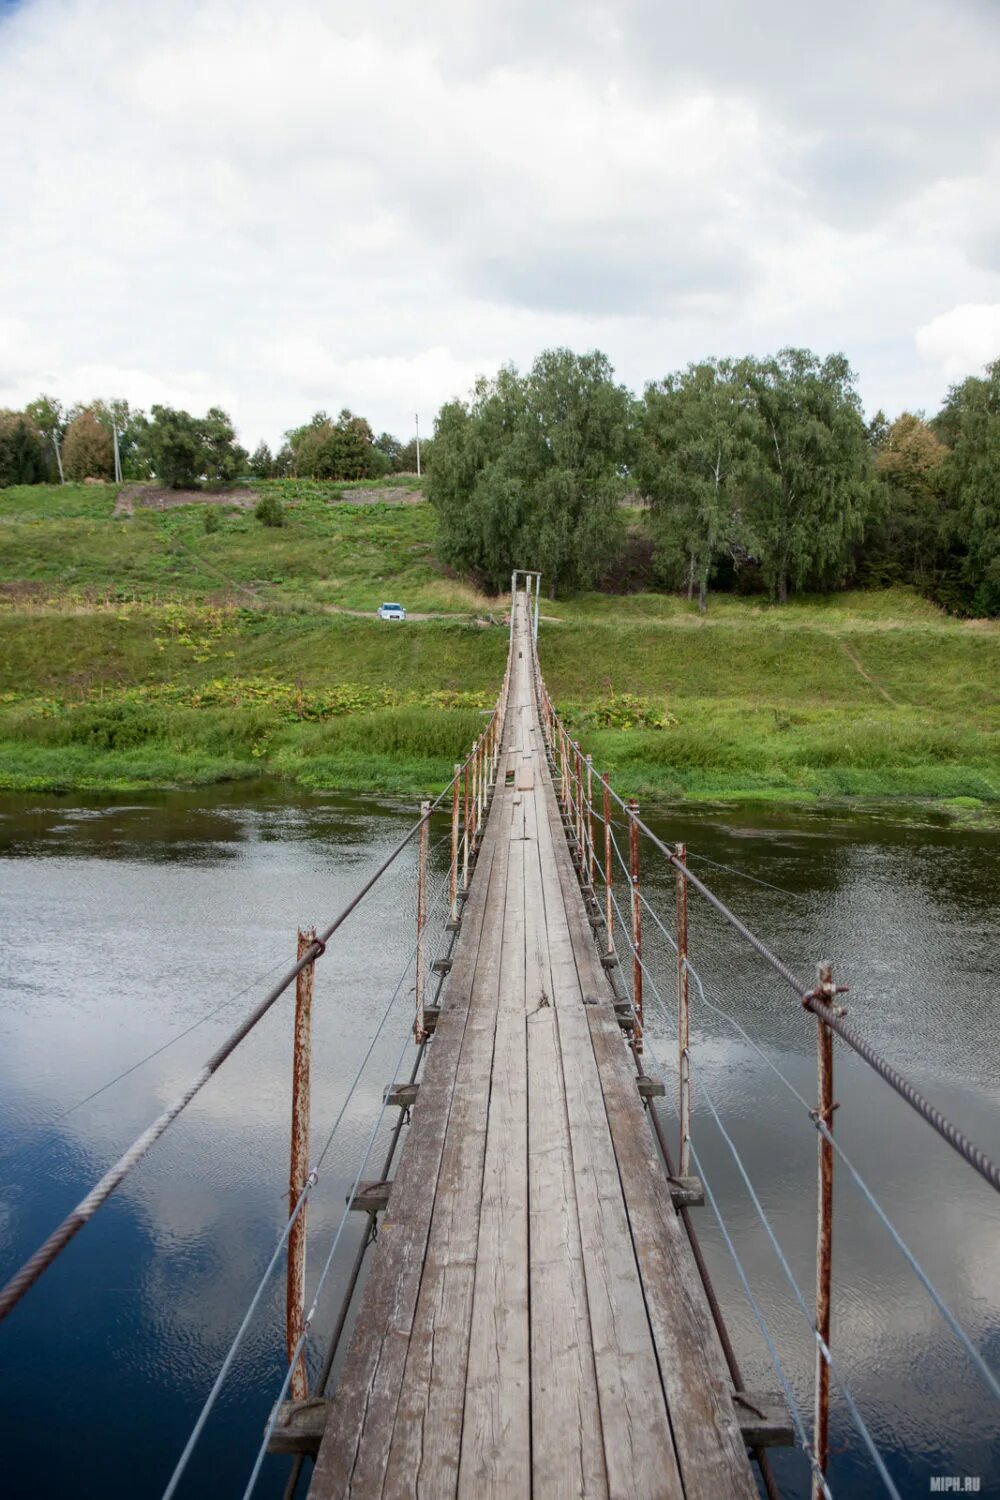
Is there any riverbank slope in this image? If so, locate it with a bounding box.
[1,482,997,805]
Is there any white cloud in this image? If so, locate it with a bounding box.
[0,0,998,445]
[916,303,1000,380]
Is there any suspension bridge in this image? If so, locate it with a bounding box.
[1,575,998,1500]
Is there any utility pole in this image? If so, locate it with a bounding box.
[52,433,65,485]
[415,413,421,477]
[112,417,122,485]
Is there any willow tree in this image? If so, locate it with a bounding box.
[738,350,876,602]
[637,359,749,612]
[429,348,632,595]
[939,359,1000,615]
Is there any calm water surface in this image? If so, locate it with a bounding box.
[0,786,998,1498]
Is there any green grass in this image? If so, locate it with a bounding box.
[0,483,998,802]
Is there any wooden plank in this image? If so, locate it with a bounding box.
[309,807,504,1499]
[457,713,530,1498]
[380,790,516,1500]
[529,778,684,1500]
[538,759,758,1500]
[522,782,608,1500]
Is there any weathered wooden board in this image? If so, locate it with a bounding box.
[380,793,515,1499]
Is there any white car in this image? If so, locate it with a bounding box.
[377,602,407,621]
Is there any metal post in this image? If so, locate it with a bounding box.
[287,927,314,1402]
[450,764,461,921]
[603,774,613,953]
[676,843,691,1176]
[509,570,517,659]
[812,962,836,1499]
[462,759,470,890]
[415,802,430,1042]
[415,413,421,476]
[585,754,595,888]
[533,572,540,643]
[628,800,643,1054]
[575,747,584,853]
[559,729,567,808]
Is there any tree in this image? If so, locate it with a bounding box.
[0,411,46,487]
[866,413,950,591]
[88,399,147,479]
[939,359,1000,615]
[286,408,381,480]
[138,406,208,488]
[737,350,877,602]
[374,431,403,470]
[202,406,248,482]
[25,394,66,482]
[61,408,114,481]
[137,405,245,487]
[429,348,632,595]
[249,442,274,478]
[637,360,749,612]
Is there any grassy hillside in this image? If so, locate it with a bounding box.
[1,482,998,804]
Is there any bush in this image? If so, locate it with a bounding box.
[255,494,286,528]
[203,507,221,534]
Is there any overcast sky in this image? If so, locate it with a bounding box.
[1,0,999,449]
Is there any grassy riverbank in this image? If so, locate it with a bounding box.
[0,482,997,804]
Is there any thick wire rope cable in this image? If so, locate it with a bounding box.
[0,746,488,1324]
[161,866,453,1500]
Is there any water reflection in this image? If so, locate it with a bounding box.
[0,788,998,1497]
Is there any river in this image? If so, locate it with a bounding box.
[1,786,998,1497]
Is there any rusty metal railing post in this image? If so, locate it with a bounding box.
[628,799,643,1054]
[559,728,567,809]
[450,764,461,921]
[585,754,595,888]
[812,960,839,1500]
[415,801,430,1042]
[602,773,613,953]
[575,747,584,852]
[675,843,691,1176]
[287,926,314,1402]
[462,759,470,891]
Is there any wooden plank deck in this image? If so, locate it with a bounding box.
[308,594,757,1500]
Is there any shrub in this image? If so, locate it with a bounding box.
[255,493,286,528]
[203,506,221,534]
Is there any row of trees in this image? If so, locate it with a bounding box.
[0,398,425,488]
[429,347,1000,615]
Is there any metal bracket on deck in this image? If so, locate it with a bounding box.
[636,1076,665,1100]
[614,1000,636,1032]
[348,1180,392,1214]
[600,952,618,971]
[384,1082,419,1109]
[731,1390,794,1447]
[445,917,462,933]
[431,957,453,976]
[667,1176,704,1209]
[422,1005,441,1033]
[267,1397,329,1455]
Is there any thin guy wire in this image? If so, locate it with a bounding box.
[623,883,1000,1408]
[161,866,452,1500]
[681,1046,901,1498]
[240,1020,415,1499]
[638,894,1000,1410]
[688,1136,829,1499]
[0,731,493,1325]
